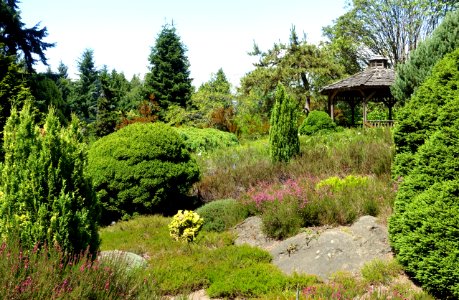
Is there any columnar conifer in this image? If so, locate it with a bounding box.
[269,83,299,162]
[0,104,100,255]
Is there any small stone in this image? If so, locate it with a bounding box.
[316,250,320,254]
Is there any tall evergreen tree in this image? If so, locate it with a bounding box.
[145,24,192,119]
[0,0,54,71]
[269,83,299,163]
[69,49,100,122]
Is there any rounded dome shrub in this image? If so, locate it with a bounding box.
[195,199,249,232]
[87,122,200,223]
[298,111,337,136]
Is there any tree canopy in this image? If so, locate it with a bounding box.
[324,0,458,66]
[0,0,54,71]
[145,23,192,119]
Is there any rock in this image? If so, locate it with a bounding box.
[99,250,148,271]
[234,215,392,281]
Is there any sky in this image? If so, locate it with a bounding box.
[19,0,348,88]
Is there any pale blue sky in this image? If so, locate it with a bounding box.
[19,0,347,87]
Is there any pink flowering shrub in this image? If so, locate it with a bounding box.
[245,177,314,210]
[0,236,156,299]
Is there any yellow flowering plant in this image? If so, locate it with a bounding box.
[168,210,204,243]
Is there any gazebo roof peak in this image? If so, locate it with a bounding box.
[368,55,389,68]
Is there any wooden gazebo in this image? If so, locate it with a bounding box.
[321,56,396,126]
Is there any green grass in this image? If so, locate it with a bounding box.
[99,215,319,297]
[99,215,433,299]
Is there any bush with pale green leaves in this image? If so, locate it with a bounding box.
[316,175,369,192]
[168,210,204,243]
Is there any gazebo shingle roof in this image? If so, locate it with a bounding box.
[321,65,395,93]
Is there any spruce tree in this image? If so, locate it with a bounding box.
[269,83,299,163]
[145,24,192,119]
[69,49,100,122]
[0,104,100,255]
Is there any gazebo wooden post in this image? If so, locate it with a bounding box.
[328,90,338,121]
[362,100,367,124]
[360,91,376,125]
[349,99,356,126]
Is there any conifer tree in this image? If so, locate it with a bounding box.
[0,104,100,255]
[69,49,100,122]
[145,24,192,119]
[269,83,299,163]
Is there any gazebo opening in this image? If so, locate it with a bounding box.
[321,56,396,127]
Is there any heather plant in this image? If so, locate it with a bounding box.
[261,197,303,239]
[269,83,299,163]
[0,236,156,299]
[316,175,369,192]
[175,126,239,153]
[87,122,200,223]
[298,110,339,136]
[0,104,100,255]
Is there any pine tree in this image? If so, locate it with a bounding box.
[69,49,100,122]
[269,83,299,163]
[145,24,192,119]
[0,104,100,255]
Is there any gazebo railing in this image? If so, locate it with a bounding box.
[364,120,395,128]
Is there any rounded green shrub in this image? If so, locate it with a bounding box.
[87,122,200,223]
[175,126,239,153]
[195,199,249,232]
[299,110,337,136]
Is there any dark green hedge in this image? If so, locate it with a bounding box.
[87,122,200,223]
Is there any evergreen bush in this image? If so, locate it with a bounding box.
[392,48,459,156]
[389,49,459,298]
[87,122,200,223]
[196,199,249,232]
[298,110,338,136]
[0,105,100,255]
[175,126,239,153]
[269,84,299,163]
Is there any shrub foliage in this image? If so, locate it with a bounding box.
[0,105,100,254]
[168,210,204,243]
[269,83,299,162]
[196,199,249,232]
[298,110,338,136]
[175,126,239,153]
[389,49,459,298]
[87,122,200,223]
